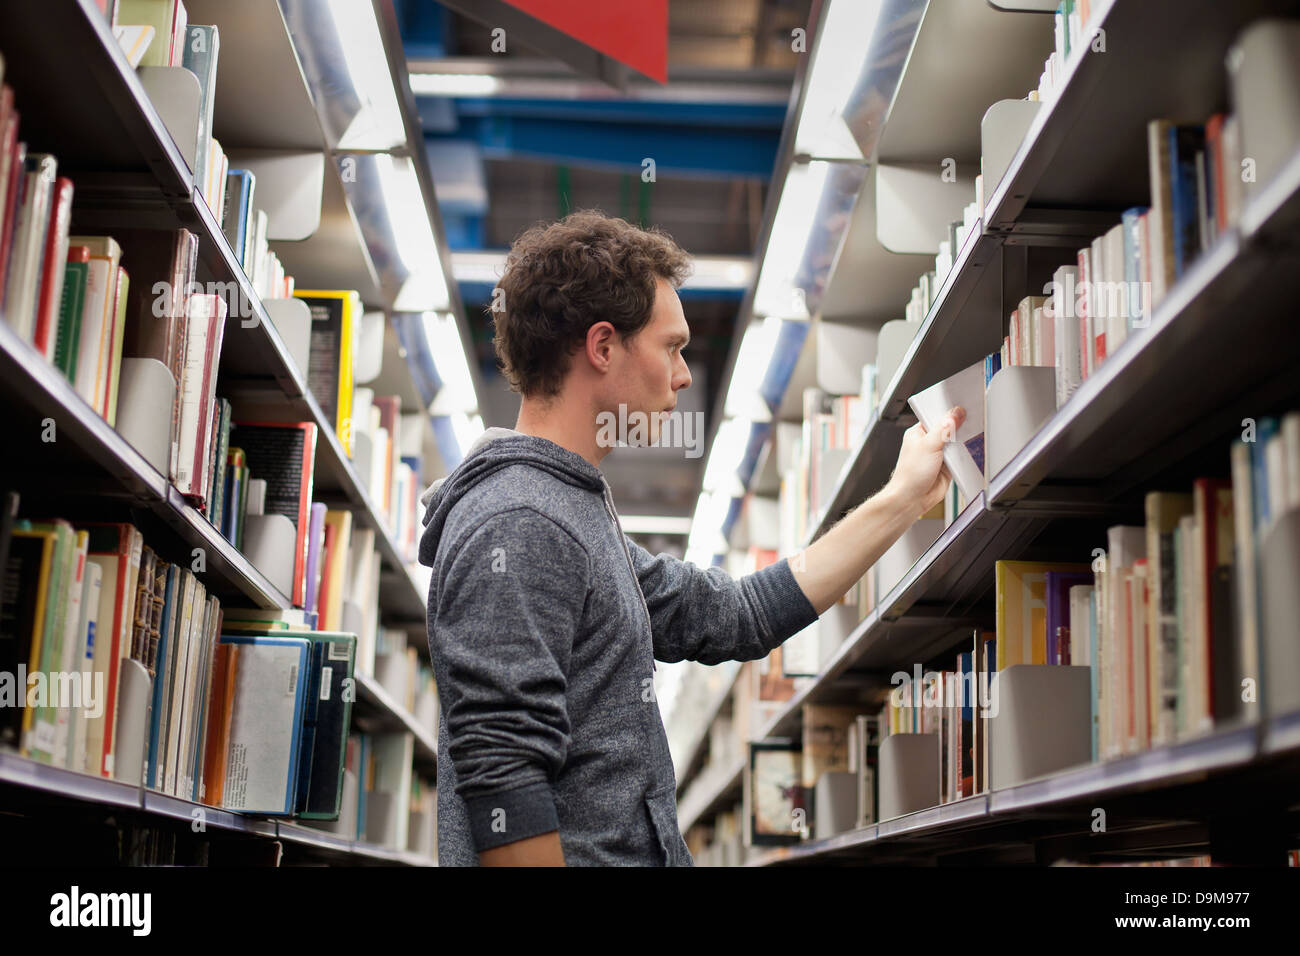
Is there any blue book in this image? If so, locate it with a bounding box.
[216,634,312,815]
[292,632,357,819]
[983,352,1002,388]
[181,25,220,196]
[221,170,256,269]
[1168,125,1206,278]
[1122,206,1149,329]
[1251,417,1280,535]
[145,564,179,790]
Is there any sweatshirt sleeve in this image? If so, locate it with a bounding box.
[625,536,820,665]
[432,507,590,852]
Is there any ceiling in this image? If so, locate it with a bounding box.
[397,0,812,554]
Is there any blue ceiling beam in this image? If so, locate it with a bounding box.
[428,115,779,180]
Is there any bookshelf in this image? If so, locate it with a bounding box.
[0,0,453,864]
[676,0,1300,866]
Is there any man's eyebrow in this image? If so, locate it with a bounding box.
[670,332,690,347]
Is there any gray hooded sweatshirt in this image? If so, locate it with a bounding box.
[417,427,819,866]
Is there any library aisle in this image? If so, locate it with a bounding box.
[0,0,1298,925]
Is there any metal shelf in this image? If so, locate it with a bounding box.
[744,713,1300,865]
[983,0,1300,228]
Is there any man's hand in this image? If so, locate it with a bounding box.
[886,406,965,517]
[788,405,967,616]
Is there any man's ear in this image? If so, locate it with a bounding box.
[586,321,617,372]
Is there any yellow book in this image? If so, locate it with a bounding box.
[995,560,1090,670]
[11,528,58,756]
[293,290,360,459]
[322,509,352,632]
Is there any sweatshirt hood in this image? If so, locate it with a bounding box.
[417,427,608,567]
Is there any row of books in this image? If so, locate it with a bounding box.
[0,478,440,798]
[305,730,435,856]
[1037,0,1096,102]
[744,397,1300,836]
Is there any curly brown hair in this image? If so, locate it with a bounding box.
[491,209,693,399]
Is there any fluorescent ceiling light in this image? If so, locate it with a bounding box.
[409,73,503,96]
[423,311,478,414]
[724,315,783,420]
[687,488,734,555]
[683,545,719,568]
[752,160,830,319]
[794,0,882,160]
[449,411,484,454]
[326,0,408,150]
[376,154,450,311]
[701,417,751,496]
[618,515,694,535]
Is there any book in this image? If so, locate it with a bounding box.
[227,422,318,606]
[66,235,122,414]
[296,631,357,819]
[1145,491,1192,747]
[174,293,227,502]
[5,153,57,342]
[1168,124,1207,279]
[1045,570,1092,665]
[294,290,360,458]
[55,246,89,381]
[906,359,985,502]
[33,176,74,362]
[217,634,312,815]
[996,561,1090,669]
[180,24,219,198]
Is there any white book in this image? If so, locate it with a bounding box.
[174,578,208,798]
[1282,412,1300,514]
[83,554,119,776]
[1106,526,1144,757]
[69,561,103,775]
[1069,584,1094,671]
[1090,234,1107,364]
[1177,514,1200,737]
[1229,443,1258,723]
[1032,304,1054,367]
[907,360,986,503]
[1130,563,1149,751]
[174,295,221,494]
[1077,247,1093,379]
[1104,223,1128,356]
[5,154,57,341]
[163,571,196,795]
[53,532,89,768]
[1052,266,1081,407]
[1264,432,1290,535]
[72,258,112,407]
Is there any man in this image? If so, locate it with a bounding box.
[417,209,963,866]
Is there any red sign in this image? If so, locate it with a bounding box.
[502,0,668,83]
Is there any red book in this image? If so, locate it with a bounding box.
[83,522,143,777]
[33,176,74,361]
[1204,114,1226,236]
